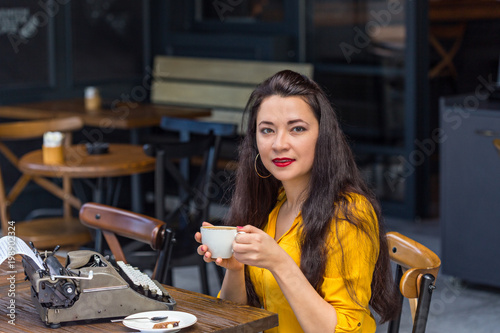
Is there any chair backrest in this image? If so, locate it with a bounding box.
[0,117,82,172]
[494,138,500,157]
[386,231,441,333]
[79,202,174,283]
[0,117,83,232]
[144,117,237,249]
[428,22,467,79]
[0,117,82,141]
[151,56,314,111]
[151,56,313,134]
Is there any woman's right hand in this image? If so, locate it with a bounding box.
[195,222,244,271]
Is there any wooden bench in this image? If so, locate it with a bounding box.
[150,56,313,169]
[151,56,313,133]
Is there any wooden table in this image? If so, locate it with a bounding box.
[0,258,278,332]
[0,99,211,213]
[429,0,500,22]
[19,143,156,253]
[0,99,211,130]
[19,144,155,179]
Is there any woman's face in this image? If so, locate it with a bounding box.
[256,95,319,186]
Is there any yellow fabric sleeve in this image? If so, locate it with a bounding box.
[324,195,379,332]
[240,193,379,333]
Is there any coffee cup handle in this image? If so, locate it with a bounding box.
[235,231,246,240]
[232,231,246,255]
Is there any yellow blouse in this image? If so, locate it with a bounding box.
[247,193,379,333]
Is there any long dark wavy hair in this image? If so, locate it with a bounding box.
[224,70,400,322]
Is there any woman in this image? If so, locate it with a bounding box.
[196,70,400,332]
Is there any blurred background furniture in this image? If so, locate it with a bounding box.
[151,57,314,104]
[79,202,174,284]
[0,99,211,143]
[151,55,313,135]
[18,143,156,253]
[387,231,441,333]
[144,117,237,295]
[429,0,500,80]
[440,95,500,288]
[0,117,91,250]
[428,23,467,80]
[0,99,211,214]
[494,138,500,157]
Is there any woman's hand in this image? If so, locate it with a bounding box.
[232,225,285,271]
[195,222,244,271]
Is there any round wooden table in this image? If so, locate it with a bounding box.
[20,143,155,178]
[19,143,156,252]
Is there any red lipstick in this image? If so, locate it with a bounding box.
[272,158,295,167]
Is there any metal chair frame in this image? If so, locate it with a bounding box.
[144,116,237,294]
[386,231,441,333]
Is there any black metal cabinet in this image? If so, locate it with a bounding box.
[440,95,500,288]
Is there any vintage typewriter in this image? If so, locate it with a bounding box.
[22,246,176,328]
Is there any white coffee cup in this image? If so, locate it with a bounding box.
[201,226,242,259]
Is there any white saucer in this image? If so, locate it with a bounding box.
[122,310,197,333]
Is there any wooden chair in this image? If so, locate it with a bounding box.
[151,56,313,111]
[0,117,91,250]
[428,23,467,79]
[79,202,174,283]
[386,232,441,333]
[151,56,313,135]
[144,116,237,294]
[494,138,500,157]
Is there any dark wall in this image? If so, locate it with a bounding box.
[0,1,151,105]
[0,1,155,221]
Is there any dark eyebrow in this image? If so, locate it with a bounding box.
[258,121,274,126]
[288,119,307,126]
[258,119,308,126]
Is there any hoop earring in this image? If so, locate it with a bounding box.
[254,154,271,179]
